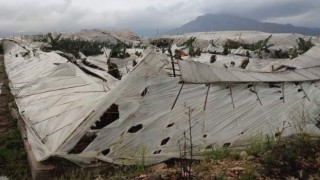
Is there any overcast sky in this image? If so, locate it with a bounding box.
[0,0,319,37]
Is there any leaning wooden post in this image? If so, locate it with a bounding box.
[299,83,310,101]
[203,84,211,110]
[168,48,176,77]
[254,84,263,105]
[282,83,285,103]
[171,82,184,109]
[230,84,235,108]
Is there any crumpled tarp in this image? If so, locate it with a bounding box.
[2,38,320,166]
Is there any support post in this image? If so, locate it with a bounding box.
[282,83,285,103]
[171,82,184,109]
[299,83,310,101]
[229,84,235,108]
[253,85,262,105]
[203,84,211,110]
[168,48,176,77]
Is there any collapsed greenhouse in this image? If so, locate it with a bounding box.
[2,31,320,166]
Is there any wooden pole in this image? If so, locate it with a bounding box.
[203,84,211,110]
[171,82,184,109]
[282,83,285,103]
[299,83,310,101]
[254,85,263,105]
[168,48,176,77]
[230,84,235,108]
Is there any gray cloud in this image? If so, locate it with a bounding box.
[199,0,320,25]
[0,0,319,37]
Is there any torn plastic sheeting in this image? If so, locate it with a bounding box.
[178,60,320,84]
[283,43,320,69]
[3,38,320,166]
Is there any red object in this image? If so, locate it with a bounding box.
[178,49,188,56]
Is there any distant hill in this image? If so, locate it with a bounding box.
[167,14,320,36]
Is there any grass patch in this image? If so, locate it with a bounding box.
[0,129,29,179]
[246,134,274,156]
[204,147,231,160]
[239,167,256,180]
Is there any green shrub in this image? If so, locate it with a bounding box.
[272,49,289,59]
[204,147,230,160]
[223,46,229,55]
[289,48,299,59]
[245,50,250,57]
[223,35,273,54]
[239,167,256,180]
[189,46,195,57]
[195,47,201,56]
[150,39,173,48]
[179,36,196,49]
[246,134,273,156]
[110,42,130,59]
[296,37,314,54]
[46,33,112,58]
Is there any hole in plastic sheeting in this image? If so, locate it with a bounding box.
[153,150,162,154]
[69,132,97,154]
[247,84,253,88]
[22,52,29,57]
[280,97,284,100]
[127,124,143,133]
[15,54,18,57]
[101,149,110,156]
[141,87,149,97]
[160,137,170,146]
[275,132,281,137]
[298,89,303,92]
[91,104,119,130]
[223,143,231,147]
[268,83,281,88]
[203,134,207,138]
[166,123,174,128]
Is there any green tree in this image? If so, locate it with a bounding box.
[195,47,201,56]
[189,46,195,57]
[296,37,314,54]
[47,33,62,49]
[223,46,229,55]
[180,36,196,49]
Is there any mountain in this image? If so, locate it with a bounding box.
[167,14,320,36]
